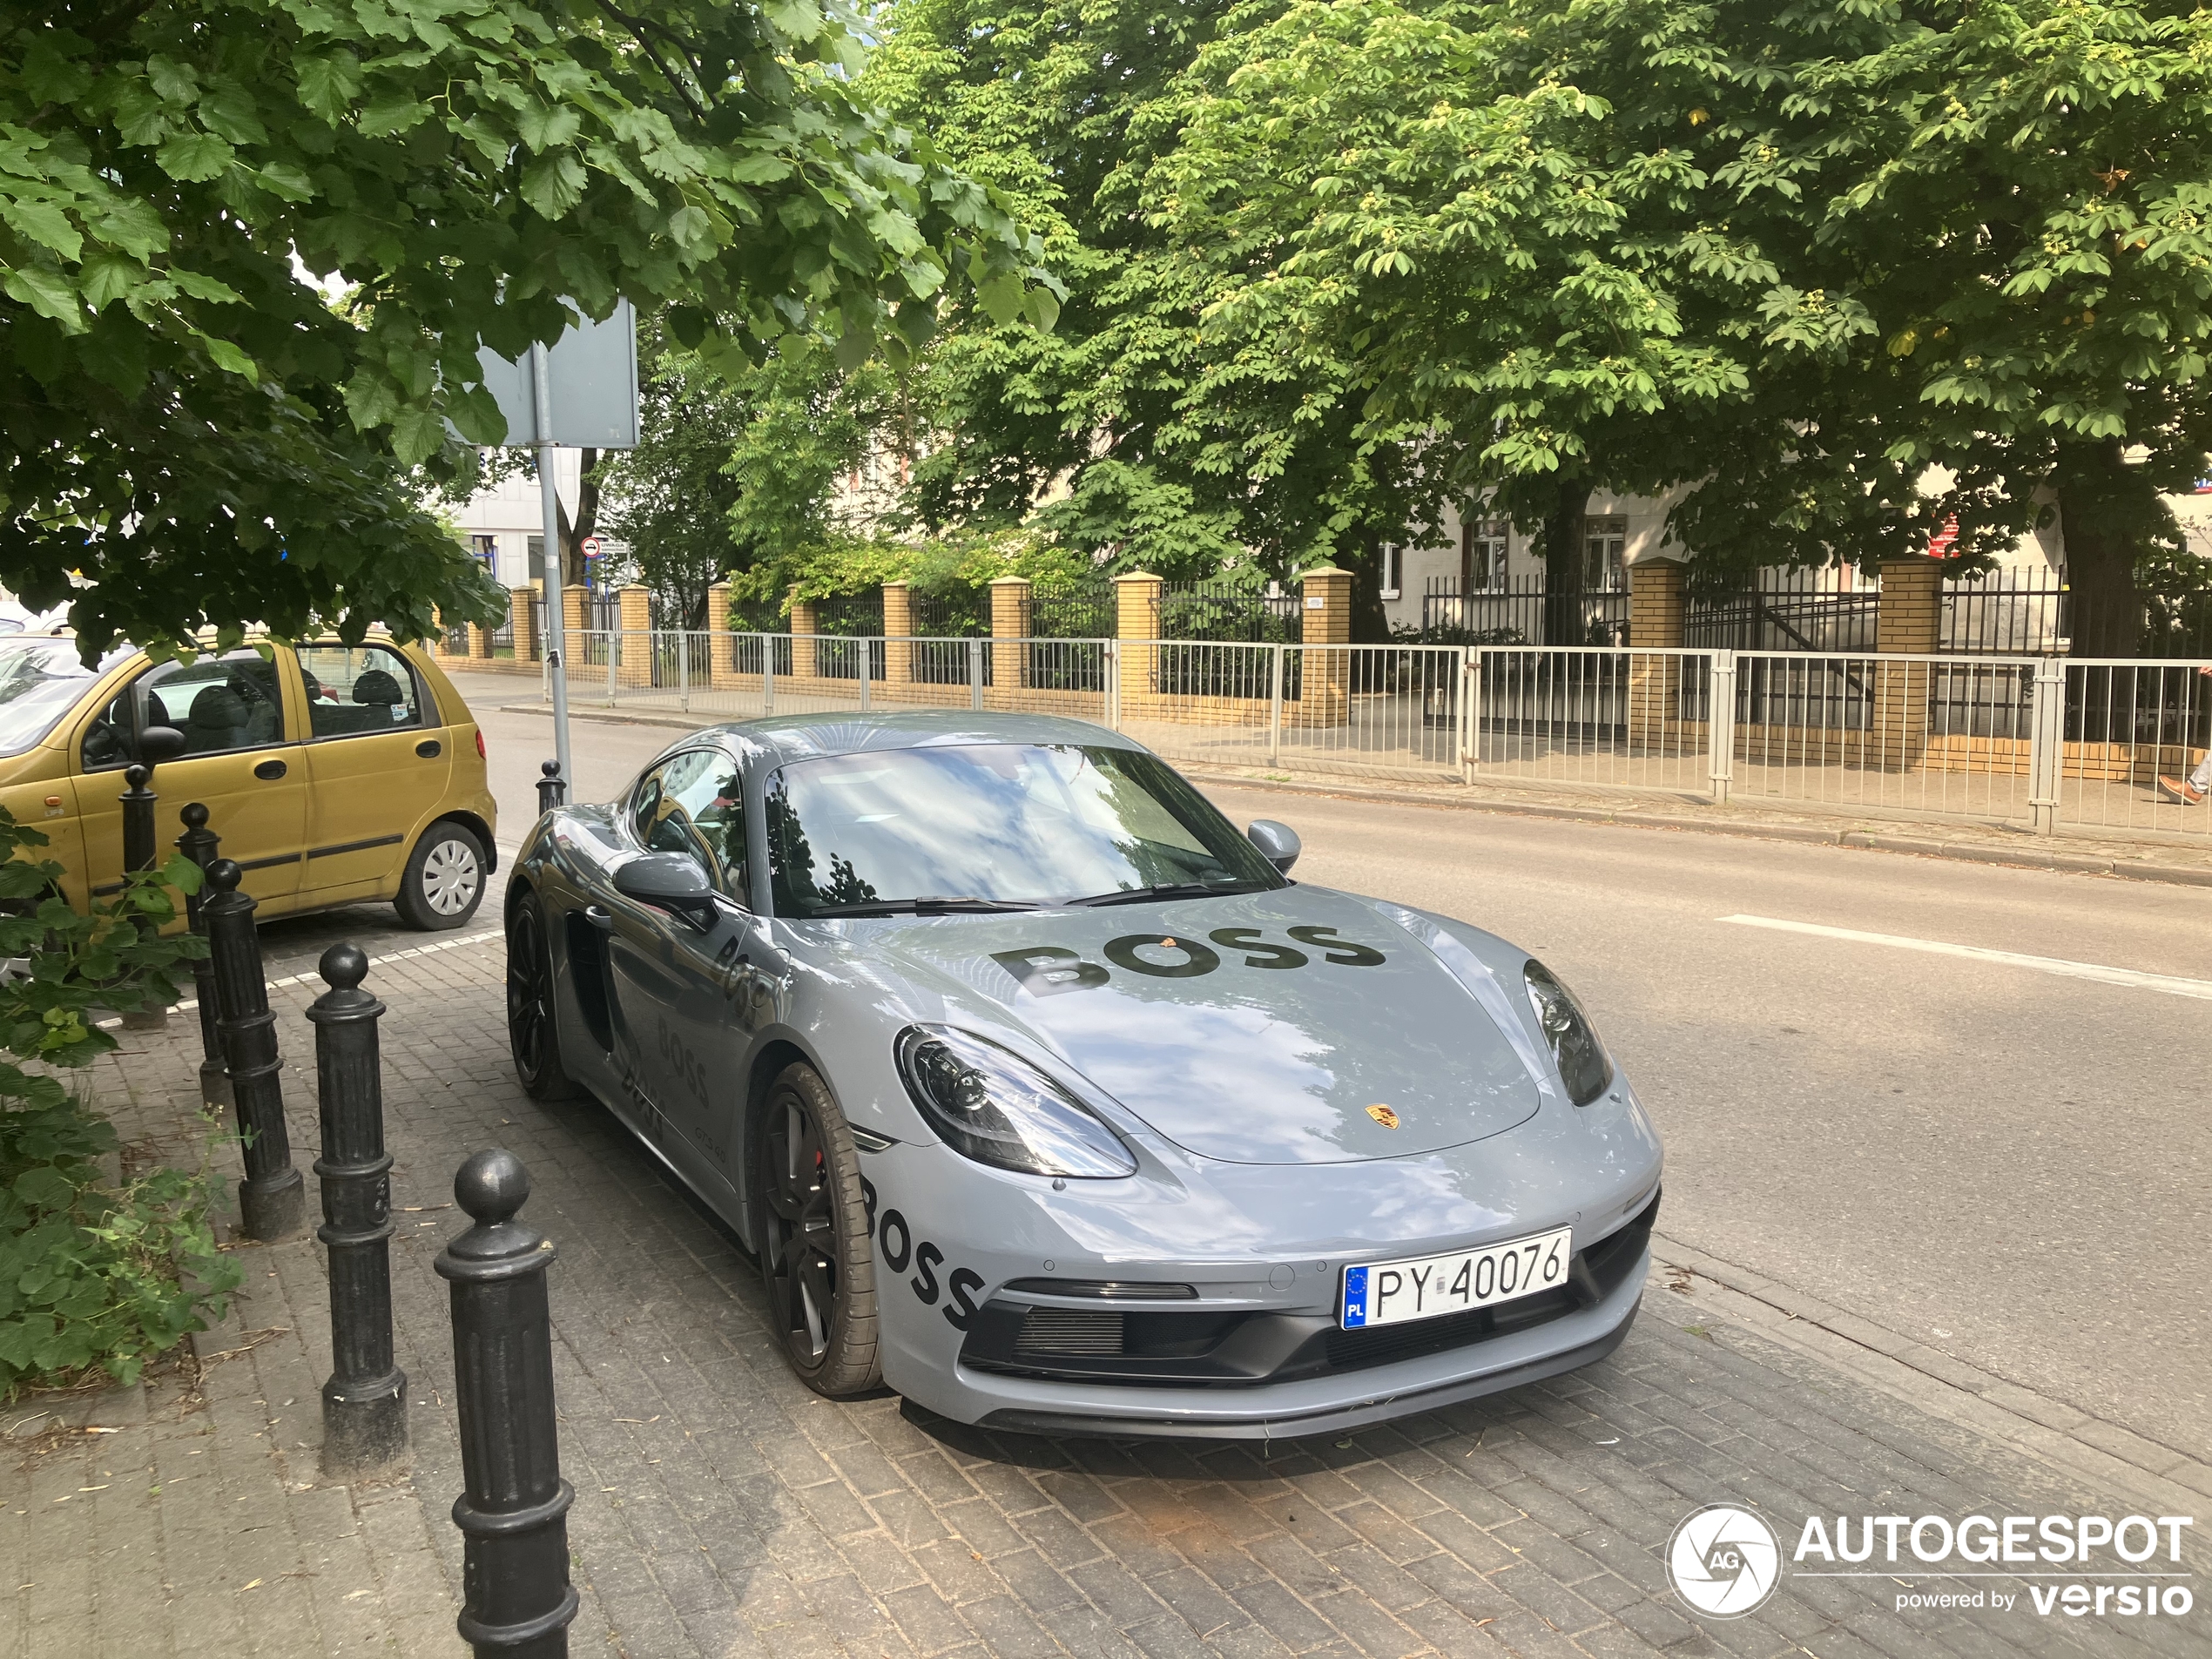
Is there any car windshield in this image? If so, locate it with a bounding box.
[765,743,1285,916]
[0,639,98,759]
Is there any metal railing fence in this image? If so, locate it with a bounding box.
[531,631,2210,840]
[1155,582,1305,644]
[1420,577,1629,647]
[1030,582,1117,640]
[1686,570,1879,654]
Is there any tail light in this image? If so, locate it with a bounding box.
[475,728,486,759]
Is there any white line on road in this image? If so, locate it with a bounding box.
[1718,914,2212,1001]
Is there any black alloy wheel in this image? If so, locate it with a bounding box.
[506,896,580,1100]
[755,1062,880,1396]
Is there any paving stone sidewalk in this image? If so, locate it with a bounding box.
[2,925,2203,1659]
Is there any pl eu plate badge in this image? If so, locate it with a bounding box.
[1342,1265,1372,1327]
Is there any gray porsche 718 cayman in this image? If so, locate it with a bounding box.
[504,711,1662,1438]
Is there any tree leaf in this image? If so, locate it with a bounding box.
[2,266,84,329]
[154,132,235,183]
[520,152,587,220]
[517,102,582,153]
[295,52,365,122]
[199,336,258,381]
[2,199,83,261]
[975,273,1022,327]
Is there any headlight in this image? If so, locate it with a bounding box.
[894,1026,1136,1177]
[1523,961,1612,1106]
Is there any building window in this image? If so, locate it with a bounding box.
[1462,519,1509,591]
[1379,543,1401,601]
[1584,516,1628,591]
[470,534,498,577]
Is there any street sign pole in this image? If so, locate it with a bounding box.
[530,341,575,794]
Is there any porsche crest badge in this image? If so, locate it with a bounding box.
[1366,1104,1399,1130]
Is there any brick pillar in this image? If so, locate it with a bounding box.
[562,583,589,638]
[882,580,914,689]
[989,576,1031,694]
[1299,565,1352,725]
[509,588,539,663]
[468,599,496,662]
[1874,556,1940,770]
[1627,557,1685,750]
[617,583,653,689]
[706,581,737,687]
[788,583,819,681]
[1114,572,1163,700]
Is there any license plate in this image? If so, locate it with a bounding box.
[1340,1226,1575,1329]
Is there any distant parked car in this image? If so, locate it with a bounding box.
[0,633,497,928]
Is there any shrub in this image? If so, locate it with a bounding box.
[0,811,240,1396]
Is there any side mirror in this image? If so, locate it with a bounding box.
[613,853,718,923]
[138,725,186,768]
[1247,819,1300,874]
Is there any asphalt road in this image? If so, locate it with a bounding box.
[442,675,2212,1459]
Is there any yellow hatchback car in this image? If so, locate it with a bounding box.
[0,632,497,929]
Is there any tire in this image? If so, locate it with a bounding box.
[395,819,487,931]
[506,894,582,1101]
[752,1063,881,1397]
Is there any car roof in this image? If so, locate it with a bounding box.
[681,710,1150,768]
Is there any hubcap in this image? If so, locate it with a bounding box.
[422,837,481,915]
[763,1096,839,1368]
[507,907,547,1077]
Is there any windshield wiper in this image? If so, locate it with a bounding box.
[810,895,1042,917]
[1065,880,1267,908]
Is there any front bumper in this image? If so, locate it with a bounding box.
[948,1193,1653,1439]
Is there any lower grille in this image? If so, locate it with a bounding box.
[1323,1286,1578,1372]
[1015,1309,1124,1357]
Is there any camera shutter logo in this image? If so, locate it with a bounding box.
[1668,1505,1781,1618]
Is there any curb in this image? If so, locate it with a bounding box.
[494,700,2212,890]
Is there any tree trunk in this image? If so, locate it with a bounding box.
[2054,439,2156,658]
[1346,536,1392,644]
[550,448,604,588]
[1539,475,1591,646]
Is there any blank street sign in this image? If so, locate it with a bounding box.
[476,300,639,449]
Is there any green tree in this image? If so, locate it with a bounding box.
[597,333,755,629]
[1,0,1045,657]
[869,0,1447,632]
[1799,0,2212,651]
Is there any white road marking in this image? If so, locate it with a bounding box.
[1718,914,2212,1001]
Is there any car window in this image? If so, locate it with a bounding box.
[84,650,287,769]
[765,743,1284,915]
[296,644,425,738]
[0,640,102,762]
[634,749,748,900]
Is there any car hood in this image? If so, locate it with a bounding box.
[850,887,1543,1166]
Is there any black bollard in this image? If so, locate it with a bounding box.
[437,1150,578,1657]
[176,805,232,1109]
[307,943,407,1476]
[203,859,306,1240]
[119,763,158,878]
[536,760,566,813]
[118,725,186,877]
[117,764,166,1031]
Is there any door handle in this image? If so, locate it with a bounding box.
[254,759,287,781]
[415,738,442,759]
